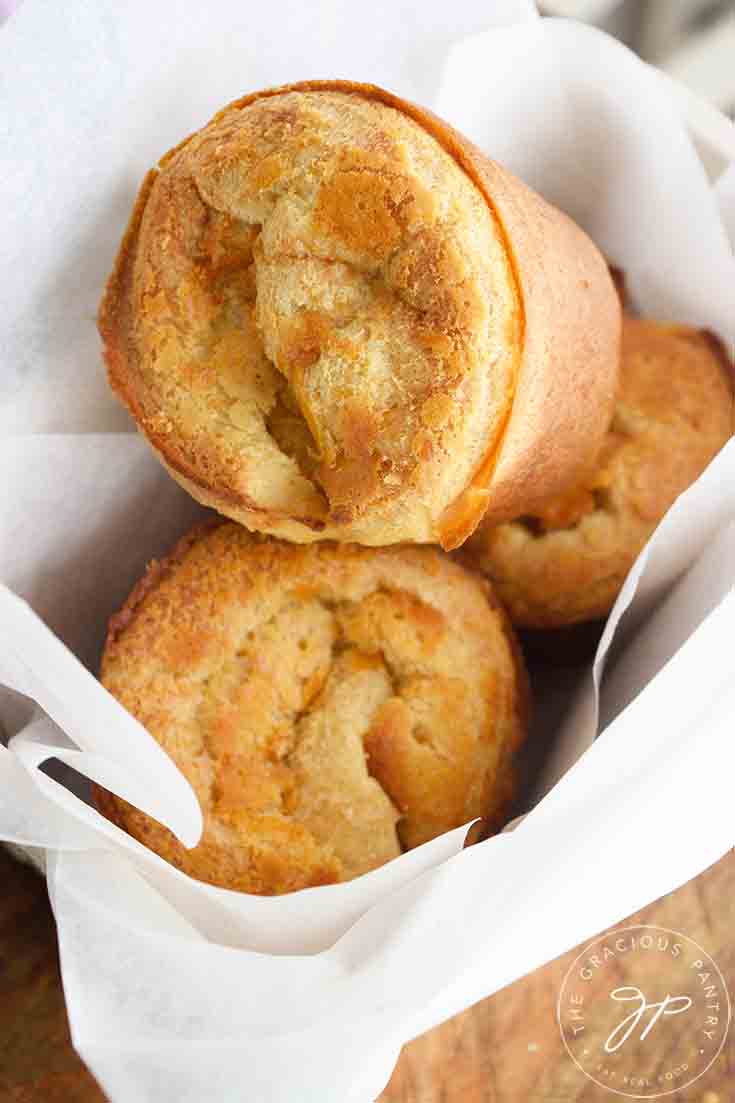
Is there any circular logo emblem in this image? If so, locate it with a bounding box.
[557,925,730,1098]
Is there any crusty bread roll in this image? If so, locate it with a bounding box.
[95,522,528,894]
[462,319,734,628]
[99,81,620,549]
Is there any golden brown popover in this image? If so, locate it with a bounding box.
[462,319,733,628]
[99,81,620,549]
[96,521,528,894]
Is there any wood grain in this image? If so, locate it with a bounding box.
[0,846,732,1102]
[0,850,104,1103]
[380,851,734,1103]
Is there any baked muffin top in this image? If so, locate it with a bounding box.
[98,523,528,894]
[463,319,734,628]
[100,87,520,547]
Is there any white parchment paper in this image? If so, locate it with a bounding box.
[1,2,734,1101]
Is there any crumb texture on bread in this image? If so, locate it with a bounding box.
[97,524,527,894]
[99,87,522,547]
[463,319,734,627]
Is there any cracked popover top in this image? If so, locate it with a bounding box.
[99,81,620,548]
[462,318,734,628]
[95,522,528,895]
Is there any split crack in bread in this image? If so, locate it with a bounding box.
[461,318,735,628]
[94,522,529,895]
[99,80,621,549]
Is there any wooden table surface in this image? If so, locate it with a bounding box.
[0,846,731,1103]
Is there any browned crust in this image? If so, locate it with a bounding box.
[462,317,734,629]
[99,80,621,548]
[93,526,530,890]
[98,183,328,534]
[91,515,227,820]
[101,518,529,742]
[454,163,620,534]
[104,516,226,647]
[98,169,156,423]
[92,779,131,836]
[460,561,530,848]
[687,326,735,385]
